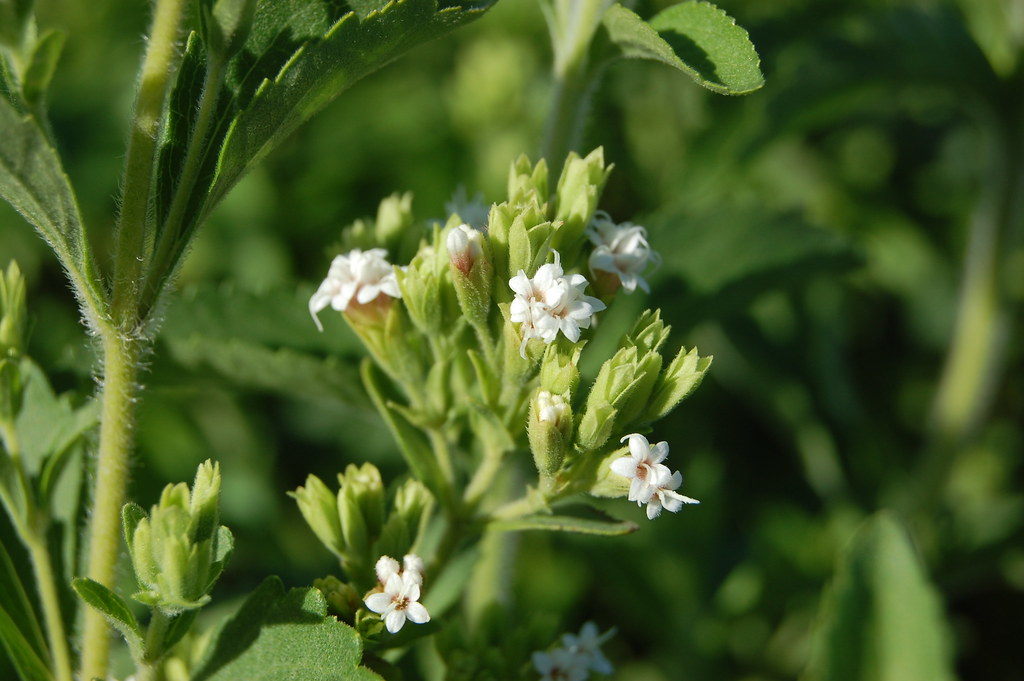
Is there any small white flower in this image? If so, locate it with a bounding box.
[364,553,431,633]
[509,251,606,358]
[309,248,402,330]
[562,622,615,675]
[610,433,699,519]
[587,211,660,294]
[532,647,588,681]
[536,390,569,424]
[447,223,484,276]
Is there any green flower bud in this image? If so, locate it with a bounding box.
[486,202,518,291]
[375,192,414,253]
[552,148,612,258]
[0,261,27,357]
[314,576,361,622]
[447,223,494,328]
[624,309,670,356]
[198,0,256,59]
[528,389,573,479]
[291,474,344,557]
[507,203,557,279]
[392,478,432,531]
[576,404,617,452]
[539,343,581,396]
[395,245,445,336]
[507,153,549,208]
[125,462,231,613]
[338,463,386,562]
[646,346,712,422]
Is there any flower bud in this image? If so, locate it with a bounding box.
[552,148,611,259]
[0,261,27,357]
[507,153,549,208]
[539,344,581,396]
[528,389,573,478]
[337,463,386,563]
[506,203,557,279]
[292,474,344,558]
[375,192,414,253]
[447,223,494,327]
[315,576,361,622]
[396,236,445,336]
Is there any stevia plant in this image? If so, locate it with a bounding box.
[0,0,769,679]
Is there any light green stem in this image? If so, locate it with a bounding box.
[80,334,142,681]
[109,0,188,327]
[137,610,172,681]
[25,533,74,681]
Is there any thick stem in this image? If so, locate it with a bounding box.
[25,533,74,681]
[80,333,142,681]
[109,0,187,327]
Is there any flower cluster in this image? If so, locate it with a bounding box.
[587,210,660,294]
[610,433,699,520]
[532,622,614,681]
[309,248,401,330]
[509,251,606,358]
[363,554,430,633]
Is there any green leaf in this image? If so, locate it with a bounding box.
[804,512,956,681]
[0,604,53,681]
[491,513,638,536]
[0,97,105,322]
[71,577,145,659]
[146,0,497,312]
[191,576,382,681]
[21,29,65,106]
[602,2,763,95]
[0,541,48,664]
[646,346,712,422]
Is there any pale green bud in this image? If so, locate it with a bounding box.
[337,463,386,560]
[528,389,573,478]
[447,223,494,328]
[392,478,432,530]
[0,261,27,357]
[576,404,617,451]
[552,148,612,258]
[507,204,557,278]
[314,575,361,621]
[396,248,444,336]
[579,344,663,448]
[539,344,581,396]
[507,153,549,208]
[501,312,539,381]
[291,474,344,557]
[624,309,670,356]
[198,0,256,59]
[375,192,414,253]
[189,460,220,543]
[647,346,712,422]
[486,202,518,291]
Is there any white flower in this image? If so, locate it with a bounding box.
[447,223,484,275]
[364,553,430,633]
[536,390,569,424]
[562,622,615,675]
[309,248,401,330]
[509,251,606,358]
[587,211,660,294]
[609,433,699,520]
[532,647,588,681]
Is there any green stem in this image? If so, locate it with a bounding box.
[141,52,228,318]
[137,610,172,681]
[25,533,74,681]
[80,333,142,681]
[540,63,591,174]
[109,0,188,328]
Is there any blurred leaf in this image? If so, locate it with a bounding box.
[491,513,638,535]
[147,0,498,313]
[0,96,104,319]
[71,578,144,660]
[0,603,53,681]
[804,512,956,681]
[0,541,48,665]
[603,2,763,95]
[21,30,65,106]
[191,576,381,681]
[650,208,862,330]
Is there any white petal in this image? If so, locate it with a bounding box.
[404,601,430,624]
[375,556,400,585]
[649,441,670,464]
[384,610,407,633]
[364,592,392,614]
[646,497,663,519]
[610,456,638,478]
[626,433,650,461]
[509,272,533,297]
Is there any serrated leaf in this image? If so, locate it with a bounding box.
[191,576,382,681]
[0,603,53,681]
[603,2,763,95]
[491,513,638,536]
[0,541,48,664]
[21,29,65,106]
[72,578,144,659]
[0,97,105,321]
[804,512,956,681]
[146,0,497,313]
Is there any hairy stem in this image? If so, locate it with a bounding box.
[80,333,142,681]
[109,0,187,327]
[25,532,74,681]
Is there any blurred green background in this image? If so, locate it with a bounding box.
[2,0,1022,679]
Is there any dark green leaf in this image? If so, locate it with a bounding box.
[158,609,199,660]
[71,577,144,658]
[490,513,638,535]
[191,576,382,681]
[603,2,763,95]
[0,97,105,321]
[0,603,53,681]
[804,512,956,681]
[21,29,65,106]
[0,541,48,662]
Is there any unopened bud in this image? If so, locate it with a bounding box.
[528,389,573,478]
[447,223,493,327]
[291,474,344,558]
